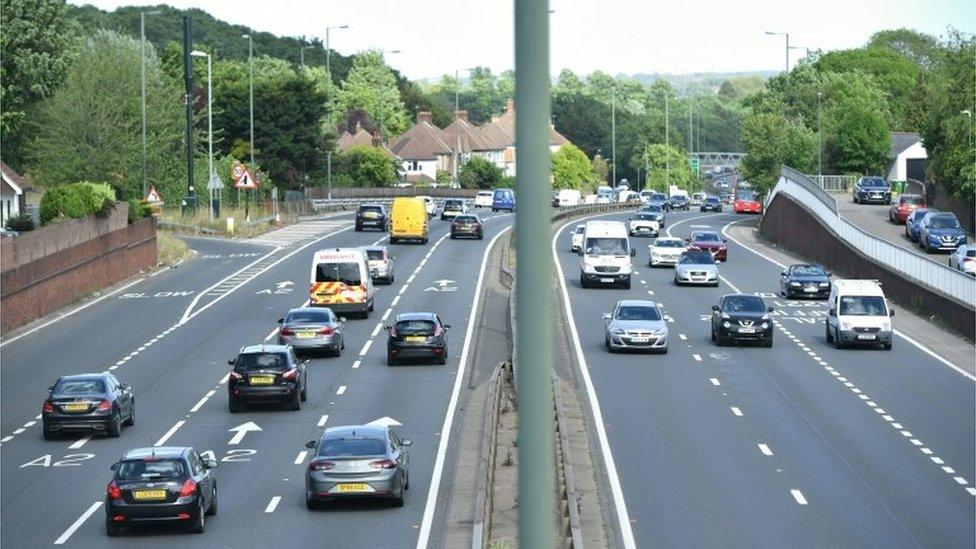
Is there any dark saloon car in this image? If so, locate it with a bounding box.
[711,294,774,347]
[278,307,345,356]
[42,373,134,439]
[305,424,411,508]
[779,264,831,299]
[354,204,388,232]
[450,214,483,239]
[699,196,722,212]
[105,446,218,536]
[668,194,690,211]
[386,312,450,365]
[852,176,891,204]
[687,230,728,261]
[227,345,307,412]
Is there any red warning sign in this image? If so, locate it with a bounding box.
[232,163,258,190]
[145,185,163,203]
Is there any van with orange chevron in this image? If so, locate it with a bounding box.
[309,248,375,318]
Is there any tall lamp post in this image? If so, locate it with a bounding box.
[765,30,790,72]
[817,91,824,184]
[325,24,349,78]
[241,33,253,208]
[191,51,214,220]
[140,9,161,198]
[611,85,616,187]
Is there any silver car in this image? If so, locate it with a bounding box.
[950,244,976,276]
[278,307,345,356]
[648,237,687,267]
[362,246,394,284]
[570,224,585,253]
[305,424,411,508]
[603,300,669,353]
[674,250,719,287]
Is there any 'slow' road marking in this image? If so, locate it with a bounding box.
[790,489,808,505]
[264,496,281,513]
[54,501,102,544]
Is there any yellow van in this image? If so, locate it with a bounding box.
[390,197,429,244]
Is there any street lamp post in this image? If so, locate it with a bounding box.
[241,33,253,209]
[765,31,790,72]
[191,51,213,220]
[325,24,349,79]
[140,9,161,198]
[818,91,823,183]
[611,85,616,187]
[665,90,670,187]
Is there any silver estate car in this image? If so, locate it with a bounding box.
[305,424,411,508]
[603,300,669,353]
[362,246,394,284]
[674,250,719,287]
[278,307,345,356]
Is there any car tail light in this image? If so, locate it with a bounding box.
[230,371,244,381]
[317,326,334,335]
[179,478,197,498]
[112,514,126,522]
[176,512,191,520]
[107,481,122,500]
[433,325,443,337]
[96,399,111,412]
[308,460,334,471]
[369,459,397,469]
[282,368,299,381]
[279,327,295,336]
[43,400,54,413]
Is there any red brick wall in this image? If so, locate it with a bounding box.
[1,217,157,333]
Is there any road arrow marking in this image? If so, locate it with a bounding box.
[228,421,262,445]
[367,416,402,427]
[276,281,294,289]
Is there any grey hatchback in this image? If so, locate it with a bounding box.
[603,300,669,353]
[305,424,411,508]
[277,307,345,356]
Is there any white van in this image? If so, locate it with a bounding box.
[309,248,375,318]
[554,189,582,207]
[580,220,635,289]
[825,279,894,350]
[474,190,494,208]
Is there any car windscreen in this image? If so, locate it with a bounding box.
[574,226,586,234]
[236,353,289,372]
[493,190,511,200]
[642,205,663,212]
[634,214,656,220]
[705,197,720,203]
[671,195,687,201]
[615,305,661,321]
[54,379,106,395]
[736,191,757,201]
[722,296,766,313]
[861,178,888,188]
[286,310,334,324]
[365,249,384,261]
[900,195,923,205]
[319,437,387,458]
[454,215,478,223]
[655,239,684,248]
[316,262,362,285]
[116,459,186,481]
[395,320,436,335]
[359,206,382,214]
[792,265,825,277]
[693,233,721,242]
[651,194,667,201]
[444,200,463,208]
[679,252,714,265]
[929,215,960,229]
[839,296,887,316]
[585,237,628,255]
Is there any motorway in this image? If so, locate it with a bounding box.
[0,211,512,547]
[554,209,975,548]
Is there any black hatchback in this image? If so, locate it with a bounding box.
[227,345,308,412]
[386,313,451,365]
[355,204,388,232]
[780,264,831,299]
[42,373,135,439]
[105,446,218,536]
[711,294,774,347]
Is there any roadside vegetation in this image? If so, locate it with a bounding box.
[156,233,189,266]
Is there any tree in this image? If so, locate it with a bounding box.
[638,144,692,192]
[1,0,77,170]
[868,29,940,68]
[739,112,816,195]
[30,30,185,201]
[592,154,609,185]
[815,47,920,128]
[334,51,408,138]
[459,156,502,189]
[551,144,593,190]
[821,72,890,174]
[333,146,399,187]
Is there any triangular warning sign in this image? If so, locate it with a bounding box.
[146,185,163,203]
[234,169,258,190]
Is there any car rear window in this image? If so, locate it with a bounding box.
[54,379,105,394]
[286,310,334,324]
[634,214,656,220]
[840,296,887,316]
[722,296,766,313]
[693,233,721,242]
[455,215,478,223]
[615,306,661,321]
[862,178,888,188]
[679,251,715,264]
[705,197,719,203]
[359,206,382,214]
[792,265,825,276]
[319,437,387,457]
[901,195,923,205]
[316,262,362,285]
[236,353,289,372]
[365,249,384,260]
[445,200,463,207]
[655,239,684,248]
[574,226,585,234]
[396,320,436,334]
[965,249,976,258]
[116,459,185,481]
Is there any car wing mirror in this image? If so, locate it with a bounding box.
[889,309,895,317]
[780,270,787,277]
[277,318,284,324]
[711,305,720,311]
[767,306,775,312]
[443,324,452,329]
[722,239,728,243]
[203,458,219,469]
[110,462,118,471]
[602,313,612,320]
[630,249,636,257]
[48,386,54,393]
[401,438,412,446]
[305,440,317,449]
[339,316,347,323]
[828,308,836,316]
[227,359,236,366]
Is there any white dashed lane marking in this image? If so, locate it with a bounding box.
[294,451,308,465]
[264,496,281,513]
[791,489,808,505]
[730,407,743,417]
[758,444,773,456]
[317,414,329,427]
[336,386,347,395]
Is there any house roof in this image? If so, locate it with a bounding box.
[480,120,514,150]
[389,115,453,160]
[336,123,374,152]
[478,99,570,148]
[442,112,494,152]
[890,132,922,158]
[1,161,26,195]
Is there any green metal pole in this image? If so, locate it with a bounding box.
[515,1,554,548]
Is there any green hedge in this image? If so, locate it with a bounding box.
[39,182,117,225]
[127,199,153,224]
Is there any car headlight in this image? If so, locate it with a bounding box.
[761,322,769,329]
[819,282,829,287]
[881,320,891,332]
[840,321,851,331]
[790,281,801,287]
[651,329,666,336]
[722,321,731,328]
[720,312,730,319]
[610,327,625,335]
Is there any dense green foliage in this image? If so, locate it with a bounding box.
[551,144,594,190]
[331,146,400,187]
[5,212,35,231]
[40,181,116,224]
[459,156,503,189]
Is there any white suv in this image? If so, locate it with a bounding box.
[825,279,894,350]
[474,191,493,209]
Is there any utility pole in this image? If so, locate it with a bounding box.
[665,90,670,187]
[182,15,195,210]
[140,9,160,198]
[817,91,823,183]
[765,31,790,72]
[611,85,616,187]
[191,51,212,220]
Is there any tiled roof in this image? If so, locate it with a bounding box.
[0,161,27,193]
[478,99,570,148]
[336,123,374,152]
[389,115,453,160]
[442,112,494,152]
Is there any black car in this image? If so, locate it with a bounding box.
[780,264,831,299]
[386,312,450,365]
[700,196,722,212]
[450,214,483,239]
[355,204,388,232]
[710,294,774,347]
[227,344,307,412]
[852,176,891,205]
[669,195,690,211]
[105,446,218,536]
[638,203,666,226]
[42,373,135,439]
[645,192,671,212]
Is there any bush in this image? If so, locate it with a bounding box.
[40,182,117,225]
[127,199,153,224]
[5,212,35,232]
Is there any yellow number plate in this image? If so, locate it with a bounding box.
[296,331,317,339]
[405,335,426,342]
[364,212,378,219]
[250,375,274,385]
[133,490,167,500]
[63,403,88,412]
[336,483,369,493]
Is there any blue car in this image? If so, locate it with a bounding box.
[491,188,516,212]
[905,208,935,242]
[918,212,967,253]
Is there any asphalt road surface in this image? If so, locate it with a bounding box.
[0,211,512,548]
[554,209,975,548]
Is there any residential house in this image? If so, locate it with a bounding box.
[1,162,27,227]
[441,110,496,179]
[888,132,927,182]
[388,112,454,184]
[479,99,570,176]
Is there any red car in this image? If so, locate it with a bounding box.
[733,189,763,214]
[888,194,925,224]
[687,231,728,261]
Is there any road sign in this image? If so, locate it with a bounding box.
[208,171,224,190]
[145,185,163,203]
[690,158,700,174]
[232,163,257,190]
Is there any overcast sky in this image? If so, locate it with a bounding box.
[73,0,975,80]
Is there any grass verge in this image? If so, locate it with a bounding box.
[157,233,190,266]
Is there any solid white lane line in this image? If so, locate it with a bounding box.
[264,327,279,341]
[371,323,383,338]
[264,496,281,513]
[54,501,103,544]
[790,489,808,505]
[68,436,92,450]
[710,378,721,386]
[417,226,515,549]
[317,414,329,427]
[336,386,346,395]
[154,420,185,446]
[758,444,773,456]
[294,451,308,465]
[730,407,743,416]
[692,354,702,362]
[359,340,373,356]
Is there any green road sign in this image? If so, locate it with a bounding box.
[690,157,700,174]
